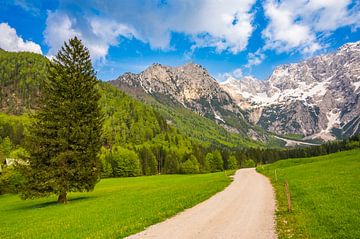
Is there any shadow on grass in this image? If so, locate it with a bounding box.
[13,196,96,211]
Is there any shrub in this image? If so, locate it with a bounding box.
[242,159,256,168]
[206,151,224,172]
[0,166,24,194]
[112,147,141,177]
[227,155,238,170]
[99,147,113,178]
[180,155,200,174]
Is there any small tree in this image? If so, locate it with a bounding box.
[99,147,113,178]
[112,147,141,177]
[138,145,157,175]
[207,150,223,172]
[19,37,103,203]
[180,155,200,174]
[227,155,238,170]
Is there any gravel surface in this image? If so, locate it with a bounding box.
[126,168,277,239]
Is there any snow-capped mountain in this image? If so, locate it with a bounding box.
[221,41,360,140]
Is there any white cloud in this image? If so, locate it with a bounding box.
[233,68,243,78]
[172,0,256,53]
[44,0,257,58]
[245,49,266,68]
[0,22,42,54]
[14,0,40,15]
[217,68,243,81]
[44,11,137,60]
[262,0,360,54]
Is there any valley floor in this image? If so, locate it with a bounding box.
[0,172,231,239]
[127,168,276,239]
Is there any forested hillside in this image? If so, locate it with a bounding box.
[1,49,359,190]
[0,49,47,114]
[0,50,252,189]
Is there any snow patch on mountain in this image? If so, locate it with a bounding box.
[221,41,360,141]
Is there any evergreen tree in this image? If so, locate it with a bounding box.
[180,155,200,174]
[227,155,238,170]
[19,37,103,204]
[138,145,157,175]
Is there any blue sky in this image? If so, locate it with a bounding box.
[0,0,359,81]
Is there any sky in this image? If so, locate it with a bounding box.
[0,0,360,81]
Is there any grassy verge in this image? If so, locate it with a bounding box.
[257,149,360,239]
[0,171,232,239]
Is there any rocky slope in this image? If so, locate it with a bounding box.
[110,63,257,137]
[221,41,360,140]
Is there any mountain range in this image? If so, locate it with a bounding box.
[111,41,360,142]
[221,41,360,141]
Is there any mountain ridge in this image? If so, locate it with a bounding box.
[221,41,360,141]
[109,62,264,140]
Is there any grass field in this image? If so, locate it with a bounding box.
[0,171,233,239]
[257,149,360,239]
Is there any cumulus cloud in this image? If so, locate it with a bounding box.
[43,0,257,59]
[262,0,360,54]
[44,11,137,60]
[0,22,42,54]
[217,68,243,82]
[245,49,266,68]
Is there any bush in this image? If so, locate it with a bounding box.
[112,147,141,177]
[180,155,200,174]
[0,166,24,194]
[242,159,256,168]
[206,151,224,172]
[99,147,113,178]
[227,155,238,170]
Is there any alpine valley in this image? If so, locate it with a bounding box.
[111,41,360,143]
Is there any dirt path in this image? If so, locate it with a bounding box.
[126,168,277,239]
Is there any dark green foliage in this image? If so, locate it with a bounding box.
[206,151,224,172]
[137,145,158,175]
[19,37,103,203]
[99,147,113,178]
[0,50,48,114]
[180,155,200,174]
[0,136,12,158]
[111,147,141,177]
[0,113,30,147]
[242,159,256,168]
[164,150,180,174]
[0,166,24,194]
[227,155,238,170]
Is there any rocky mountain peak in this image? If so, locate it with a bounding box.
[110,62,256,137]
[221,40,360,141]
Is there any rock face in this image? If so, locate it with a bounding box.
[110,63,252,136]
[221,41,360,140]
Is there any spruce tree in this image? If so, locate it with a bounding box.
[19,37,103,203]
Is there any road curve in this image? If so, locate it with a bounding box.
[126,168,277,239]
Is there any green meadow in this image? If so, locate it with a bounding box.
[258,149,360,239]
[0,172,232,239]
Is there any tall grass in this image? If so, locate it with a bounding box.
[258,149,360,239]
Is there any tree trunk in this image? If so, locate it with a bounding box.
[57,192,68,204]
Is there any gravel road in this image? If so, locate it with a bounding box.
[126,168,277,239]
